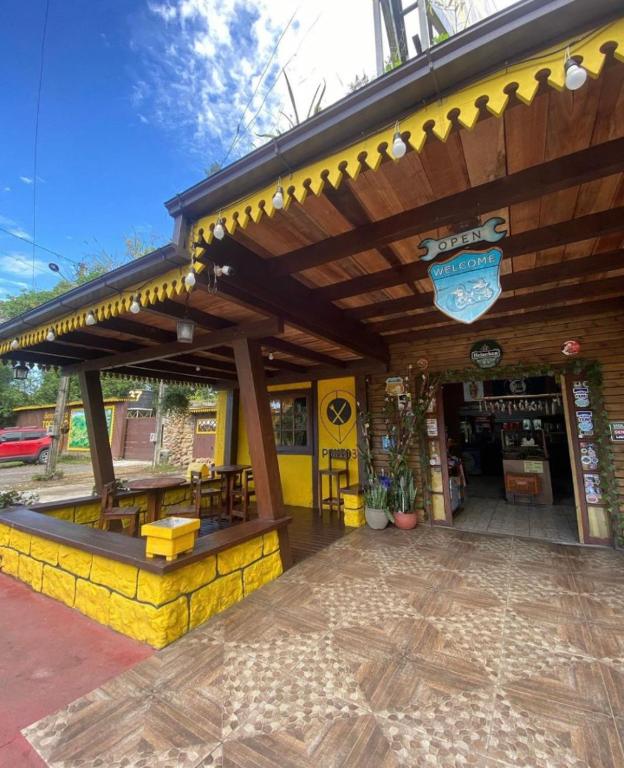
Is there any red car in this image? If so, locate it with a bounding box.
[0,427,52,465]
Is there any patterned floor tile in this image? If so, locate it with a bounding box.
[21,524,624,768]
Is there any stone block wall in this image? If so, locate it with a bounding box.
[162,410,194,467]
[0,525,283,649]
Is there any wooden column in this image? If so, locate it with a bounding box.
[224,389,239,465]
[78,371,115,493]
[232,338,284,519]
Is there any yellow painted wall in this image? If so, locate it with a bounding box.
[317,377,358,486]
[232,377,358,509]
[213,390,229,466]
[237,383,314,507]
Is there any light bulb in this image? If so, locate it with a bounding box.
[10,338,19,350]
[268,352,274,361]
[392,130,407,159]
[46,328,56,342]
[86,311,97,326]
[273,185,284,210]
[213,219,225,240]
[564,58,587,91]
[221,264,234,277]
[130,297,141,314]
[185,270,196,288]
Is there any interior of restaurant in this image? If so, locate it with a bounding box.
[442,375,578,542]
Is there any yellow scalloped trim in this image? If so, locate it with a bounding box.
[191,18,623,244]
[1,17,622,356]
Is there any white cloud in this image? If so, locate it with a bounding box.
[0,214,31,241]
[134,0,517,164]
[19,175,33,184]
[0,252,49,278]
[3,186,10,193]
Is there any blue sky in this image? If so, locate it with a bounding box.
[0,0,510,299]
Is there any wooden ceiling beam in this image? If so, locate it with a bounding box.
[98,317,174,343]
[51,332,139,354]
[385,298,624,344]
[321,207,624,302]
[273,137,624,276]
[260,337,346,367]
[196,238,389,363]
[62,318,283,375]
[351,247,624,319]
[371,275,624,334]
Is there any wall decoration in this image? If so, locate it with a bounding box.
[385,376,405,396]
[419,216,507,262]
[562,339,581,356]
[508,379,527,395]
[463,381,484,401]
[609,422,624,442]
[470,340,503,369]
[576,410,594,438]
[572,381,590,408]
[580,443,599,470]
[416,358,429,370]
[584,473,602,505]
[426,418,438,437]
[319,388,356,446]
[67,406,114,450]
[428,248,503,323]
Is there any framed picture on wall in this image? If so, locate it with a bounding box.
[463,381,484,402]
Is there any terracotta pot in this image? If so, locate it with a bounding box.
[365,506,389,529]
[393,511,418,530]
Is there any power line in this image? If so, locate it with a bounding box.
[31,0,51,290]
[220,6,301,167]
[0,225,81,267]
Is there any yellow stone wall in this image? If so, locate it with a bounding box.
[33,486,193,529]
[342,489,366,528]
[0,523,283,649]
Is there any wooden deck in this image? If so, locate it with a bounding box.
[199,505,348,565]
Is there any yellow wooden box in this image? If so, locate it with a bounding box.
[141,517,201,562]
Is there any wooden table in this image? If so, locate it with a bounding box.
[126,476,186,523]
[213,464,250,519]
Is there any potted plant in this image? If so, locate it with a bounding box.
[394,467,418,529]
[364,476,390,529]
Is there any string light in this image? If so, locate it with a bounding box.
[272,182,284,210]
[391,121,407,159]
[213,216,225,240]
[130,296,141,314]
[85,310,97,326]
[10,338,19,350]
[184,269,196,288]
[564,49,587,90]
[268,352,274,361]
[213,264,234,277]
[46,328,55,342]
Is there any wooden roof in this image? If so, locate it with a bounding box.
[1,12,623,386]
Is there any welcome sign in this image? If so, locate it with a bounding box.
[428,247,503,324]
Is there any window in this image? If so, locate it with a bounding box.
[0,432,21,442]
[270,392,311,453]
[196,416,217,434]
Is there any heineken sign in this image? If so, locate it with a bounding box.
[470,340,503,369]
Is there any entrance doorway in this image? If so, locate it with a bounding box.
[442,375,578,542]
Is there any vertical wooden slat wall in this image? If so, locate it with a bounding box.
[367,308,624,543]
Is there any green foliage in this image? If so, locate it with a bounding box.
[384,51,402,72]
[432,31,450,44]
[0,489,39,509]
[161,385,191,414]
[363,477,388,511]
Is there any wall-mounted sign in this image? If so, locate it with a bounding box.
[562,340,581,356]
[320,389,356,445]
[524,460,544,474]
[426,418,438,437]
[576,411,594,437]
[508,379,527,395]
[470,340,503,369]
[416,358,429,370]
[580,443,599,470]
[463,381,484,401]
[584,473,602,505]
[385,376,405,396]
[428,248,503,323]
[572,381,590,408]
[610,422,624,442]
[419,217,507,262]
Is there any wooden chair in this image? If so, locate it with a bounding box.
[99,482,141,537]
[194,470,224,518]
[165,473,202,518]
[231,469,255,522]
[318,449,350,515]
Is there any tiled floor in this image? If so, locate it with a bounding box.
[23,525,624,767]
[454,476,579,542]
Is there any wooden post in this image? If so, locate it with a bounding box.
[232,338,284,519]
[45,374,70,477]
[152,380,166,468]
[78,371,115,493]
[224,389,239,465]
